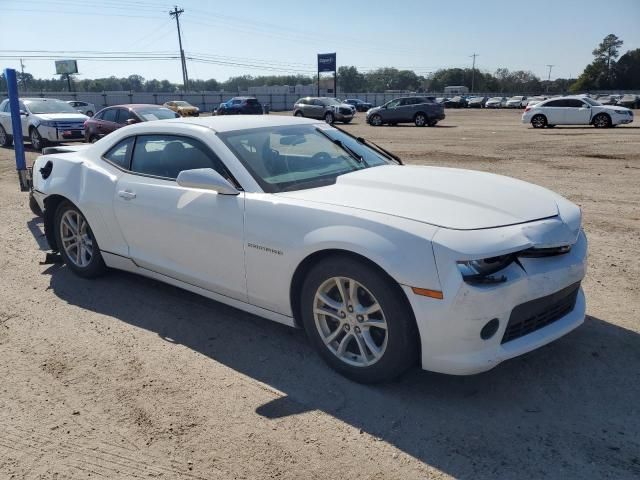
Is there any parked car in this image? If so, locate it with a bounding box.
[485,97,508,108]
[596,95,622,106]
[443,96,468,108]
[67,100,97,117]
[366,96,445,127]
[506,96,528,108]
[216,97,264,115]
[31,115,588,383]
[526,96,547,107]
[0,97,88,150]
[435,97,448,105]
[163,100,200,117]
[617,94,640,109]
[293,97,355,124]
[344,98,373,112]
[466,96,488,108]
[84,104,179,142]
[522,96,633,128]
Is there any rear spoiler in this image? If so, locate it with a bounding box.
[42,144,91,155]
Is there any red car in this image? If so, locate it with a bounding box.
[84,104,179,142]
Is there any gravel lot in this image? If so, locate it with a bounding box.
[0,109,638,479]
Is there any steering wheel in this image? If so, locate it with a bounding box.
[311,151,332,162]
[264,147,282,175]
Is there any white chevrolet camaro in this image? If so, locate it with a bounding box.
[32,116,587,383]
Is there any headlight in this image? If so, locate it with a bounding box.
[456,254,514,284]
[39,120,56,127]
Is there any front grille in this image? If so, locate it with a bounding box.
[501,282,580,344]
[56,122,85,130]
[339,107,353,115]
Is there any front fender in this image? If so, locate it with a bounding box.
[244,193,442,316]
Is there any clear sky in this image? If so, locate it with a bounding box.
[1,0,639,83]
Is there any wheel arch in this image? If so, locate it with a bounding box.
[591,111,611,125]
[289,249,417,334]
[43,194,72,251]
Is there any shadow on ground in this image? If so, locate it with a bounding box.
[46,265,640,479]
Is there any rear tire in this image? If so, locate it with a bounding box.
[593,113,611,128]
[0,125,13,147]
[414,113,427,127]
[301,256,418,384]
[531,114,547,129]
[54,200,107,278]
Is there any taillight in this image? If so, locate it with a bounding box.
[524,106,531,112]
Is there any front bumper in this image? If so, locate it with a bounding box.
[404,228,587,375]
[40,125,85,143]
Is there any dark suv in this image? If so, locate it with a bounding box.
[216,97,264,115]
[366,96,445,127]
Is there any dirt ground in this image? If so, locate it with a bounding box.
[0,109,638,479]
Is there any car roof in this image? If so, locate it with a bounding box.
[159,115,323,133]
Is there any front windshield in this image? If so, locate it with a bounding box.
[24,99,79,114]
[135,107,179,121]
[324,98,342,106]
[174,101,192,106]
[219,124,392,193]
[582,97,601,106]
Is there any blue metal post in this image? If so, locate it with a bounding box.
[4,68,29,191]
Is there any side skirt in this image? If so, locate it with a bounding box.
[101,252,297,328]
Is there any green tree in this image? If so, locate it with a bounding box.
[338,66,365,92]
[572,34,624,91]
[614,48,640,89]
[593,34,624,87]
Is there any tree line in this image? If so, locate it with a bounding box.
[1,35,637,94]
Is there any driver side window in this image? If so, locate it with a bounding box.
[130,135,227,180]
[386,99,401,108]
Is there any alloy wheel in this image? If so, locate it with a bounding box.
[30,129,41,150]
[60,210,94,268]
[313,276,388,367]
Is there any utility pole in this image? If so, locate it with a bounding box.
[470,53,478,93]
[169,6,189,92]
[19,59,27,91]
[546,64,554,93]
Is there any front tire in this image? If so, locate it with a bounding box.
[294,111,304,117]
[54,201,106,278]
[86,111,94,117]
[0,125,13,147]
[324,112,335,124]
[369,114,382,126]
[29,194,43,217]
[30,127,47,151]
[593,113,611,128]
[301,256,418,383]
[531,114,547,129]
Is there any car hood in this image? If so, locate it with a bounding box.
[35,113,88,121]
[277,165,561,230]
[602,105,631,113]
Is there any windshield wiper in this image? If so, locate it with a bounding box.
[355,136,403,165]
[315,128,367,166]
[329,125,403,165]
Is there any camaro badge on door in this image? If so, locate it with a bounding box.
[247,243,283,256]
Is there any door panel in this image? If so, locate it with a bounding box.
[113,174,247,301]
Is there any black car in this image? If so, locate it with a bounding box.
[443,96,468,108]
[216,97,264,115]
[617,94,640,109]
[344,98,373,112]
[467,96,488,108]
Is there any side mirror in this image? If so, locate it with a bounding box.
[20,110,28,116]
[176,168,240,195]
[126,118,139,125]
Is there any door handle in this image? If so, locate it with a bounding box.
[118,190,136,200]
